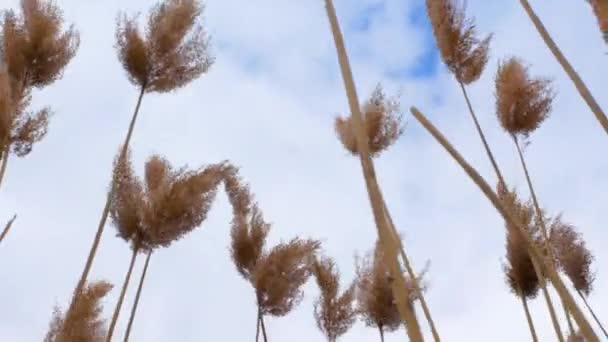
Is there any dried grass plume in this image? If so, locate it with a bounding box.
[1,0,79,90]
[0,0,78,158]
[44,281,113,342]
[109,148,227,251]
[495,57,554,138]
[312,255,356,341]
[224,167,320,317]
[115,0,213,93]
[549,216,595,295]
[500,187,540,299]
[425,0,492,84]
[355,240,428,334]
[335,84,403,157]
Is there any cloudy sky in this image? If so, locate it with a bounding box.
[0,0,606,341]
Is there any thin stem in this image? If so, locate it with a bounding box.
[518,0,608,136]
[379,326,385,342]
[521,294,539,342]
[0,214,17,244]
[323,0,423,340]
[563,297,575,336]
[383,200,441,341]
[512,135,565,342]
[0,146,10,191]
[67,85,146,319]
[458,81,506,187]
[123,251,152,342]
[409,106,600,342]
[255,310,260,342]
[106,246,140,342]
[578,289,608,339]
[259,311,268,342]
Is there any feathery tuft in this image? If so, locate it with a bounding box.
[109,148,226,251]
[335,84,403,157]
[1,0,79,89]
[500,187,540,298]
[224,166,270,279]
[355,240,427,332]
[425,0,492,84]
[253,237,321,317]
[115,0,213,93]
[548,216,595,295]
[44,281,113,342]
[312,255,356,341]
[495,57,554,138]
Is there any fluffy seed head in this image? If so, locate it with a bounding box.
[115,0,213,93]
[44,280,113,342]
[224,166,270,279]
[549,216,595,295]
[253,237,320,317]
[500,187,540,298]
[495,57,553,137]
[335,84,404,157]
[426,0,492,84]
[109,148,226,251]
[355,240,427,331]
[312,255,356,341]
[1,0,79,89]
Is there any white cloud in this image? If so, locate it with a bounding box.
[0,0,606,341]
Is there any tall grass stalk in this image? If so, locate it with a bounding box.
[577,289,608,339]
[323,0,423,339]
[520,290,539,342]
[123,251,152,342]
[512,134,565,342]
[409,106,600,342]
[106,242,140,341]
[68,0,214,320]
[0,214,16,244]
[518,0,608,135]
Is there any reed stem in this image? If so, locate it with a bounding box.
[323,0,423,339]
[106,246,140,342]
[518,0,608,136]
[0,214,17,244]
[521,293,539,342]
[409,106,599,342]
[123,251,152,342]
[68,85,146,318]
[577,289,608,339]
[512,135,565,342]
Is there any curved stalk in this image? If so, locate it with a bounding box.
[458,81,506,187]
[123,251,152,342]
[106,246,140,342]
[259,310,268,342]
[520,292,539,342]
[512,135,565,341]
[578,289,608,339]
[0,214,17,244]
[383,201,441,341]
[518,0,608,136]
[323,0,423,339]
[0,146,10,191]
[67,85,146,318]
[409,106,599,342]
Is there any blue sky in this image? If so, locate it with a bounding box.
[0,0,607,341]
